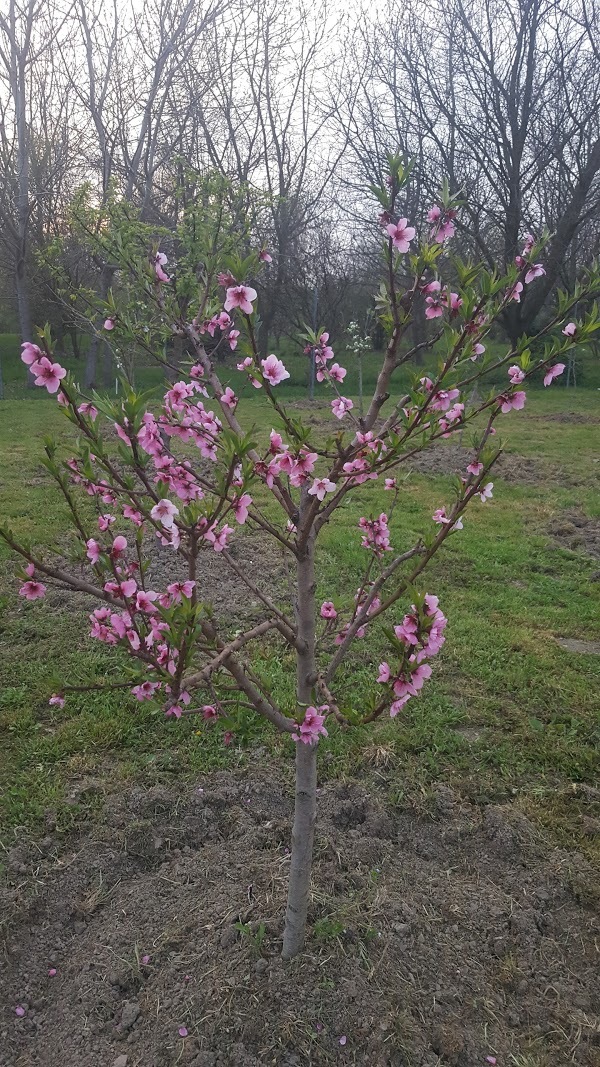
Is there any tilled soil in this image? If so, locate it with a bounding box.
[1,774,599,1067]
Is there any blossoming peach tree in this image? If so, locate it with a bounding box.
[2,158,598,958]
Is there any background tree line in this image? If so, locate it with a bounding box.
[1,0,599,386]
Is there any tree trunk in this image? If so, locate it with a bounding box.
[85,264,113,389]
[69,328,81,360]
[282,503,317,960]
[13,44,34,387]
[102,335,113,389]
[282,739,318,960]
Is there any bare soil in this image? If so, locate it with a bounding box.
[2,774,599,1067]
[547,510,600,560]
[404,443,548,486]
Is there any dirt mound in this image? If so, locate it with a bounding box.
[547,511,600,560]
[406,443,546,485]
[2,774,599,1067]
[536,411,600,425]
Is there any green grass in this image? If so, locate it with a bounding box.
[1,343,599,862]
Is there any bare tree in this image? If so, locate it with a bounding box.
[57,0,226,387]
[0,0,73,369]
[338,0,600,341]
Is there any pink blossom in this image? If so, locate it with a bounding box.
[48,967,57,977]
[15,1006,26,1017]
[522,233,535,255]
[478,482,493,502]
[166,704,183,719]
[377,662,391,683]
[471,343,486,360]
[287,450,318,487]
[167,580,195,602]
[151,499,179,529]
[49,694,65,708]
[218,270,236,287]
[293,705,328,745]
[508,365,525,385]
[261,354,290,386]
[19,579,46,600]
[119,579,137,598]
[427,204,457,242]
[386,218,416,253]
[500,391,526,413]
[21,341,42,365]
[384,478,397,490]
[525,263,545,284]
[178,1027,188,1038]
[394,615,419,645]
[221,386,238,409]
[111,534,128,558]
[338,1036,347,1047]
[233,492,252,524]
[78,401,98,420]
[430,387,460,412]
[562,322,576,336]
[204,523,233,552]
[508,281,523,303]
[359,513,392,555]
[228,329,240,350]
[98,513,115,531]
[202,705,218,719]
[135,590,158,613]
[331,396,354,419]
[393,663,432,700]
[114,420,133,446]
[328,362,347,383]
[543,363,565,387]
[320,601,337,619]
[224,284,257,315]
[421,281,441,296]
[308,477,336,501]
[86,539,101,564]
[127,629,140,650]
[433,510,463,532]
[154,251,170,283]
[123,505,143,526]
[422,280,442,318]
[223,730,235,745]
[259,249,272,262]
[104,317,115,330]
[269,429,284,453]
[132,681,160,701]
[31,356,67,393]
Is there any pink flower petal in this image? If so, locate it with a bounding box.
[15,1006,26,1017]
[339,1035,347,1046]
[48,968,57,977]
[178,1026,188,1037]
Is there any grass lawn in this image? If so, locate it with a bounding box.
[1,343,599,869]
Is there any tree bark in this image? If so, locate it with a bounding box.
[84,263,112,389]
[282,737,318,960]
[282,498,317,959]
